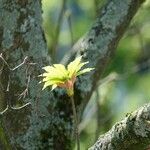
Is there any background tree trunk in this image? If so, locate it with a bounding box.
[0,0,146,149]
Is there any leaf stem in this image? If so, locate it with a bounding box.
[70,95,80,150]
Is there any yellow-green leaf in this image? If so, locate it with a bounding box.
[67,56,82,77]
[51,84,57,91]
[42,66,54,72]
[40,56,94,91]
[42,81,53,90]
[53,64,68,77]
[77,68,94,76]
[76,61,89,72]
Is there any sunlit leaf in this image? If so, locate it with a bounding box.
[77,68,94,76]
[53,64,68,77]
[43,66,54,72]
[67,56,82,77]
[51,84,57,91]
[40,56,94,92]
[42,81,54,90]
[76,61,89,72]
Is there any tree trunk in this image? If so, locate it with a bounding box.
[0,0,146,149]
[0,0,53,149]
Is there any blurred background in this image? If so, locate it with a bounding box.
[42,0,150,149]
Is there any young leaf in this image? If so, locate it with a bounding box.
[77,68,94,76]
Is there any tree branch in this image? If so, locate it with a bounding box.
[89,103,150,150]
[72,0,145,113]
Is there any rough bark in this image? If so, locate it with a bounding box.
[0,0,52,149]
[89,103,150,150]
[0,0,146,150]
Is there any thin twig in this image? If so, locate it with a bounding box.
[51,0,66,60]
[97,58,150,88]
[0,59,4,73]
[65,10,74,46]
[0,105,9,115]
[10,102,31,110]
[70,96,80,150]
[94,0,99,17]
[0,100,31,115]
[95,89,101,140]
[0,53,28,71]
[18,75,30,100]
[0,54,33,115]
[6,75,10,92]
